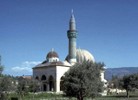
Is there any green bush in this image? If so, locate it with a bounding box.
[11,97,18,100]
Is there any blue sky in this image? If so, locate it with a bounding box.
[0,0,138,76]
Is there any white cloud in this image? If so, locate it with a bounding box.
[11,61,41,75]
[23,61,41,67]
[12,66,32,72]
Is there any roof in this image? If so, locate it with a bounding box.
[76,49,95,63]
[46,51,59,58]
[33,61,71,69]
[65,49,95,63]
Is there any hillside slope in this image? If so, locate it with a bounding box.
[105,67,138,80]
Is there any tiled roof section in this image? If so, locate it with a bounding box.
[33,61,70,69]
[42,60,47,64]
[50,61,63,66]
[46,51,59,58]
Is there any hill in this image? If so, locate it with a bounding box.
[105,67,138,80]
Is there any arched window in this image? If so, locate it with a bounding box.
[41,75,46,81]
[49,75,54,91]
[35,76,39,80]
[60,76,64,91]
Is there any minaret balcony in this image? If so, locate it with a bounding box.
[67,31,77,38]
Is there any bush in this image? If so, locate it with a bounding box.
[11,97,18,100]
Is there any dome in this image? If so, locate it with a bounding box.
[66,49,95,63]
[46,50,59,62]
[46,51,59,59]
[76,49,95,63]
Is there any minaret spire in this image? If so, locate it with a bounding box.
[0,55,1,66]
[71,9,73,14]
[67,10,77,65]
[69,9,76,31]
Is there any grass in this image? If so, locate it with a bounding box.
[6,91,138,100]
[9,92,77,100]
[96,91,138,100]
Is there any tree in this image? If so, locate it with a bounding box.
[27,79,41,100]
[28,79,40,92]
[62,61,104,100]
[111,75,120,89]
[0,65,4,75]
[16,76,40,99]
[0,75,14,100]
[121,74,138,98]
[0,76,12,92]
[17,77,30,99]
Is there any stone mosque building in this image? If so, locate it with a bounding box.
[33,11,107,93]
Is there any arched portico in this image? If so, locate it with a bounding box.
[60,76,64,91]
[49,75,54,91]
[41,75,46,80]
[43,84,47,91]
[41,75,47,91]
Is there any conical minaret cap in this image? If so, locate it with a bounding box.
[69,10,76,31]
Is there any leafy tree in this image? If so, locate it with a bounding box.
[62,61,104,100]
[17,77,30,99]
[0,75,14,100]
[0,65,4,75]
[27,79,41,99]
[108,75,120,90]
[121,73,138,98]
[17,76,40,99]
[0,76,12,92]
[111,75,120,89]
[28,79,40,92]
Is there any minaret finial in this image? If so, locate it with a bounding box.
[71,9,75,20]
[69,9,76,31]
[51,48,54,52]
[71,9,73,15]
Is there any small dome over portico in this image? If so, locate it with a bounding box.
[46,49,59,62]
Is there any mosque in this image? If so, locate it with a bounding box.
[33,11,107,93]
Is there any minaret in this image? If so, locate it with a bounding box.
[67,10,77,64]
[0,55,1,66]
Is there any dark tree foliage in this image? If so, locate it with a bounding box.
[17,76,41,99]
[17,77,30,99]
[0,75,17,92]
[121,73,138,98]
[0,65,4,75]
[108,75,120,89]
[112,75,119,88]
[62,61,104,100]
[0,76,12,92]
[0,75,16,100]
[28,79,40,92]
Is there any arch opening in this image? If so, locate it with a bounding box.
[43,84,47,91]
[49,75,54,91]
[41,75,46,81]
[60,76,64,91]
[35,76,39,80]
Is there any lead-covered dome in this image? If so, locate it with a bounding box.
[76,49,95,63]
[66,49,95,63]
[46,51,59,59]
[46,50,59,62]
